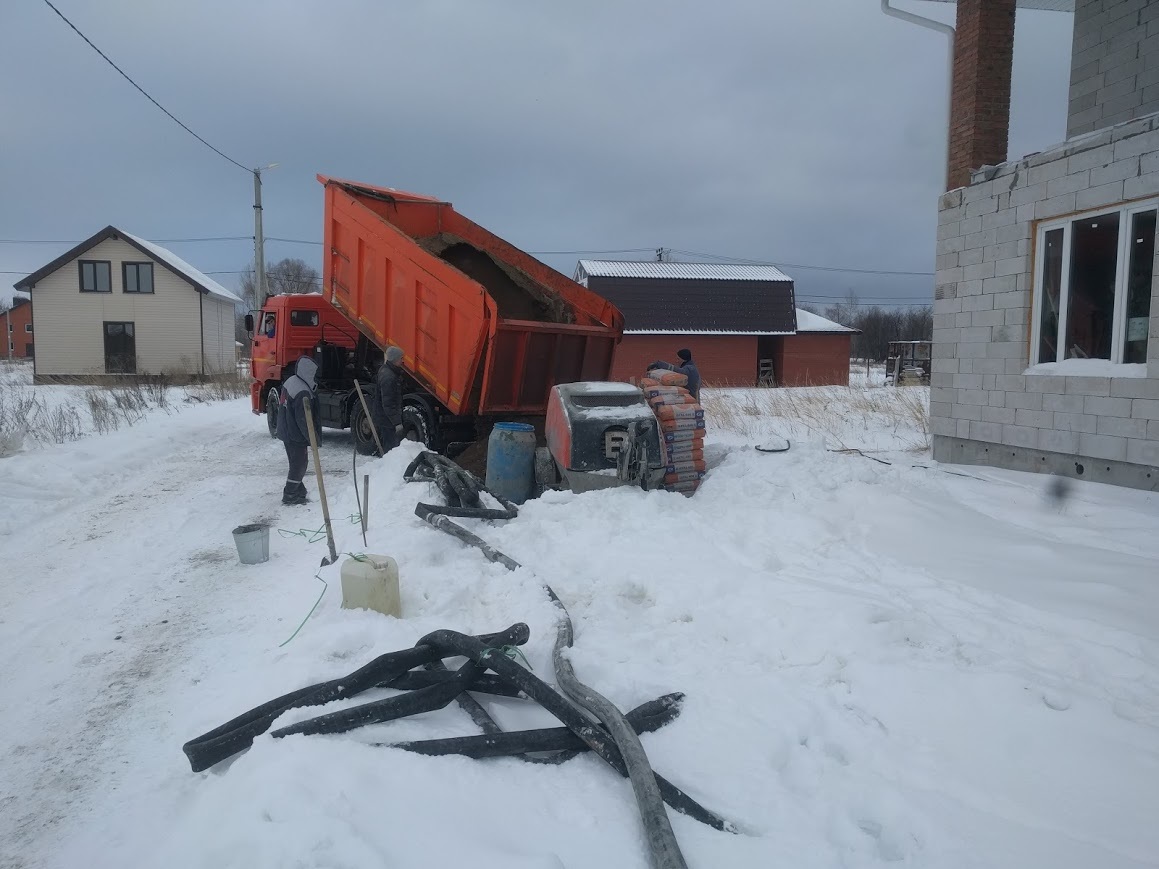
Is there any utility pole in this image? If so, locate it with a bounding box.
[253,163,278,307]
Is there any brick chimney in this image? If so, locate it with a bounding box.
[947,0,1017,190]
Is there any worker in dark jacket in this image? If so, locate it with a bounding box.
[371,346,405,456]
[275,355,321,505]
[648,348,701,400]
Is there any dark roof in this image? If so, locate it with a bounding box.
[576,261,797,334]
[13,225,241,303]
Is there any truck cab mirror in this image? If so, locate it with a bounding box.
[244,313,255,333]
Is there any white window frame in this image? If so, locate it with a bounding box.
[24,323,32,333]
[1030,197,1158,365]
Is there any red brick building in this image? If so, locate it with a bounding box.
[1,294,33,359]
[574,261,857,386]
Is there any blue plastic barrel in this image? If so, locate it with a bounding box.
[485,422,537,504]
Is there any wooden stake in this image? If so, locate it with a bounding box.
[303,402,339,566]
[353,381,385,457]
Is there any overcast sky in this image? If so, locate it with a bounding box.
[1,1,1073,310]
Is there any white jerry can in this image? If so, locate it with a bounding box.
[340,554,401,617]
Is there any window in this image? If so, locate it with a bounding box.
[122,262,154,294]
[290,310,319,327]
[1032,201,1156,365]
[79,260,112,293]
[24,323,32,333]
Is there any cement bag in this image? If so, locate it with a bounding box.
[654,405,705,422]
[643,385,692,399]
[660,419,707,435]
[648,393,699,408]
[664,471,707,486]
[666,480,701,495]
[646,369,688,387]
[665,458,707,475]
[664,445,705,463]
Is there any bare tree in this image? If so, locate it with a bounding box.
[238,258,321,310]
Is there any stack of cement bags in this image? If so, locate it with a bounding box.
[640,369,706,495]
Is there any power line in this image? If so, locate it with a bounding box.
[40,0,249,173]
[669,248,934,277]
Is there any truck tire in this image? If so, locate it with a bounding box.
[348,402,379,456]
[402,401,435,448]
[534,447,560,493]
[265,387,280,439]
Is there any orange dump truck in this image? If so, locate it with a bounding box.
[249,176,623,453]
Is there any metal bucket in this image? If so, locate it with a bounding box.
[232,523,270,565]
[485,422,536,504]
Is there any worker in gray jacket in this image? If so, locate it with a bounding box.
[276,355,321,505]
[371,346,405,456]
[648,348,701,400]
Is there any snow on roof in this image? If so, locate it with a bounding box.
[121,231,242,304]
[794,308,857,333]
[577,260,792,282]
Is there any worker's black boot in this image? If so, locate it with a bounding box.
[282,482,307,506]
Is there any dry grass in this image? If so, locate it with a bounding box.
[701,384,930,451]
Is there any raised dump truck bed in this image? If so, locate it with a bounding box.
[319,175,623,418]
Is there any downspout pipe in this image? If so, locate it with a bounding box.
[882,0,956,190]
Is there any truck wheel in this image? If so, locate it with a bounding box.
[265,388,279,438]
[534,447,559,493]
[402,403,434,448]
[349,402,379,456]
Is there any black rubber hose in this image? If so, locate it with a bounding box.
[415,506,522,571]
[415,629,732,833]
[425,658,504,735]
[271,624,529,739]
[405,451,518,520]
[382,670,524,698]
[182,627,517,772]
[386,693,685,760]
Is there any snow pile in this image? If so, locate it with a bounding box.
[1,387,1157,869]
[1024,359,1149,379]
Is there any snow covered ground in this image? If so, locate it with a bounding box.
[1,380,1157,869]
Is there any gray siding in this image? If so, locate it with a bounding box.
[1068,0,1159,137]
[932,114,1159,476]
[200,295,236,374]
[26,237,204,376]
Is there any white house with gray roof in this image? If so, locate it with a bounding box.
[14,226,241,381]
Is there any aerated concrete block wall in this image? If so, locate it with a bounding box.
[1069,0,1159,139]
[930,114,1159,488]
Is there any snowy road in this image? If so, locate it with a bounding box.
[1,394,1158,869]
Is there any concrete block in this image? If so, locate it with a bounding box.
[1005,307,1029,326]
[987,341,1028,360]
[961,388,989,406]
[987,389,1005,407]
[965,197,999,219]
[992,325,1024,343]
[1071,59,1100,86]
[931,416,957,437]
[997,222,1033,243]
[939,266,964,284]
[962,292,992,312]
[1079,432,1128,461]
[1070,105,1104,131]
[1067,142,1116,173]
[1090,157,1141,187]
[964,227,999,250]
[983,405,1015,424]
[956,342,987,360]
[952,403,982,421]
[1084,395,1133,416]
[1097,75,1142,104]
[982,274,1019,295]
[984,240,1029,263]
[1124,173,1159,199]
[929,401,952,420]
[970,421,1004,443]
[960,359,974,374]
[1077,180,1126,210]
[937,221,961,241]
[954,373,983,390]
[973,308,1005,328]
[933,312,957,329]
[995,374,1026,391]
[1113,127,1159,160]
[1111,378,1159,399]
[994,256,1028,278]
[937,253,959,271]
[1065,376,1113,396]
[981,208,1018,231]
[1127,437,1159,465]
[1011,181,1048,207]
[957,418,971,439]
[1103,57,1144,86]
[938,189,963,213]
[930,372,954,388]
[1047,170,1090,198]
[937,235,966,255]
[960,216,982,236]
[1070,71,1105,99]
[1017,202,1036,223]
[1003,424,1039,448]
[1026,375,1067,394]
[958,247,984,267]
[1036,192,1078,219]
[1039,428,1080,454]
[973,358,1007,375]
[962,179,997,203]
[1028,160,1069,186]
[1098,415,1149,438]
[955,312,974,327]
[963,261,997,282]
[1044,392,1086,413]
[1006,391,1043,410]
[1133,398,1159,418]
[1016,409,1054,428]
[933,297,962,315]
[930,386,956,404]
[957,279,984,298]
[1007,358,1028,374]
[1054,411,1099,433]
[933,328,961,345]
[1102,90,1145,118]
[993,291,1029,309]
[931,357,959,374]
[958,326,991,344]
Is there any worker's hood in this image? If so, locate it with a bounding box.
[295,356,318,389]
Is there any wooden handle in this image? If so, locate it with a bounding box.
[353,380,385,456]
[303,402,338,564]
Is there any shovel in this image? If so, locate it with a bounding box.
[303,402,339,566]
